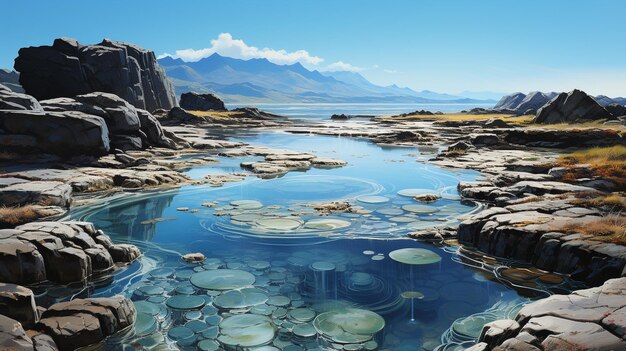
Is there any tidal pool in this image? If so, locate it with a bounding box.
[64,132,579,350]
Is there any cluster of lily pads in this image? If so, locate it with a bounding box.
[196,188,475,241]
[121,246,410,350]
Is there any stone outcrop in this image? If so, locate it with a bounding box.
[606,103,626,118]
[0,221,140,285]
[0,83,41,110]
[179,92,226,111]
[534,89,612,123]
[504,128,624,148]
[0,283,38,327]
[40,92,176,150]
[473,278,626,351]
[0,295,135,351]
[36,296,135,350]
[0,109,110,156]
[14,37,177,112]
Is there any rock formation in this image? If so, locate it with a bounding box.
[470,278,626,351]
[493,92,526,110]
[605,103,626,118]
[0,69,24,93]
[534,89,612,123]
[514,91,551,115]
[0,90,177,156]
[0,221,140,285]
[14,38,177,112]
[179,92,226,111]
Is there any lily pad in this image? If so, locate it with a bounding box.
[198,339,220,351]
[254,217,303,231]
[389,248,441,265]
[165,295,206,310]
[293,323,317,338]
[190,269,255,290]
[168,326,194,341]
[303,218,351,230]
[356,195,390,204]
[218,314,276,347]
[401,291,425,299]
[313,308,384,344]
[213,288,268,309]
[288,308,316,322]
[376,208,404,216]
[402,204,438,214]
[231,200,263,210]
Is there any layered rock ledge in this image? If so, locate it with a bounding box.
[469,278,626,351]
[0,221,140,285]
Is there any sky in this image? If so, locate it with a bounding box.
[2,0,626,96]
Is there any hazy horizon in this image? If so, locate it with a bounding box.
[2,0,625,97]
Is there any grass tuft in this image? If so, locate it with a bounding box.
[0,206,40,226]
[561,215,626,245]
[557,145,626,190]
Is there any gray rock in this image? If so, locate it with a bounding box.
[605,103,626,118]
[0,110,110,156]
[0,239,46,284]
[0,283,38,327]
[470,133,500,146]
[36,296,135,350]
[515,91,551,114]
[15,38,177,112]
[0,181,72,208]
[535,89,612,123]
[0,315,34,351]
[479,319,520,348]
[0,86,42,111]
[179,92,226,111]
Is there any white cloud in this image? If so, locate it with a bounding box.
[383,69,397,74]
[160,33,323,65]
[322,61,362,72]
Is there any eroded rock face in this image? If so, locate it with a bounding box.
[476,278,626,351]
[40,92,176,150]
[534,89,612,123]
[179,92,226,111]
[0,222,140,285]
[0,315,34,350]
[0,84,42,111]
[0,69,24,93]
[494,92,526,110]
[0,110,110,155]
[14,38,177,112]
[0,283,38,327]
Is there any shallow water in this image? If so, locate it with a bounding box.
[63,125,576,350]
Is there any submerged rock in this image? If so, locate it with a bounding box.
[0,283,38,327]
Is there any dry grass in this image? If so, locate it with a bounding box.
[0,205,40,226]
[557,145,626,190]
[380,112,533,123]
[561,215,626,245]
[572,194,626,212]
[525,120,626,134]
[189,110,242,119]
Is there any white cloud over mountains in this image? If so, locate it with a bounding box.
[159,33,324,66]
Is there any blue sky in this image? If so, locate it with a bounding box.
[2,0,625,96]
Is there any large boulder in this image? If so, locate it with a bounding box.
[494,92,526,110]
[0,221,140,285]
[0,315,34,351]
[14,37,177,112]
[36,296,135,350]
[0,84,42,111]
[534,89,612,123]
[179,92,226,111]
[40,92,176,150]
[0,110,110,155]
[0,283,38,327]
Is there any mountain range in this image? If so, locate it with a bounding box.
[157,54,498,104]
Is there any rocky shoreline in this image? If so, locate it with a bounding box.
[1,37,625,350]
